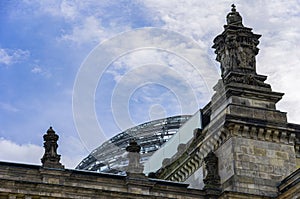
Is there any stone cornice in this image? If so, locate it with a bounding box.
[155,120,299,183]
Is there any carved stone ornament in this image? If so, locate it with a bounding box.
[203,151,221,191]
[212,4,261,79]
[226,4,243,27]
[126,140,144,174]
[41,127,64,169]
[224,73,269,87]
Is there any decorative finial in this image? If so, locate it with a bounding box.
[41,127,64,169]
[47,126,55,134]
[126,139,144,176]
[231,4,236,12]
[126,139,141,153]
[226,4,243,27]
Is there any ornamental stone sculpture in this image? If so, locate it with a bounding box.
[203,152,221,192]
[41,127,64,169]
[213,4,261,79]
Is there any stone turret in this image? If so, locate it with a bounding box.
[41,127,64,169]
[153,5,300,197]
[208,5,298,197]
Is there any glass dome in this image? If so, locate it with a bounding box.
[76,115,191,174]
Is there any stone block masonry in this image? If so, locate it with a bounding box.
[216,136,297,197]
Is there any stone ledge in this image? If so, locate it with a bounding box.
[224,123,296,145]
[155,120,298,189]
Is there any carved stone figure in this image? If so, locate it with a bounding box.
[203,152,221,191]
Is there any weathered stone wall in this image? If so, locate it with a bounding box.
[296,157,300,168]
[0,162,205,199]
[215,138,234,186]
[218,191,276,199]
[216,136,297,196]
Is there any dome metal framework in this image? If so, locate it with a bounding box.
[76,115,191,174]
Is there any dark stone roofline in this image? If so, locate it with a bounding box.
[0,160,125,180]
[0,160,196,188]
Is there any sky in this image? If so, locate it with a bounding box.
[0,0,299,168]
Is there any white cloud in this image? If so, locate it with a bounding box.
[242,1,300,123]
[139,0,300,124]
[59,135,87,168]
[60,0,78,20]
[60,16,107,44]
[0,48,29,66]
[0,49,12,65]
[109,62,205,130]
[22,0,79,20]
[108,49,212,100]
[0,136,86,169]
[21,1,131,45]
[142,0,228,43]
[31,66,42,73]
[0,138,43,165]
[30,65,52,78]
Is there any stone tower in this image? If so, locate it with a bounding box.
[209,4,299,196]
[153,5,300,198]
